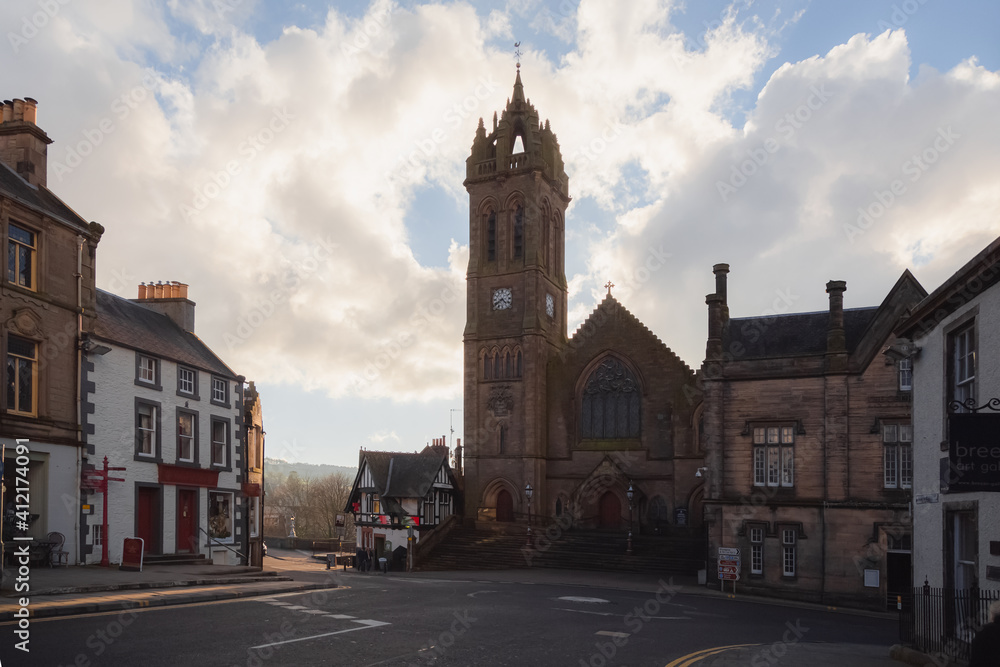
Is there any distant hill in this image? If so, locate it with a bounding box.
[264,458,357,480]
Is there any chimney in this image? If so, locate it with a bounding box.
[0,96,52,188]
[713,263,730,322]
[705,293,724,361]
[455,438,463,476]
[826,280,848,370]
[132,281,196,333]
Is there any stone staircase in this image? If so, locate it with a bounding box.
[415,523,706,575]
[144,553,210,566]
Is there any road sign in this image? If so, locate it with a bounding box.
[718,565,740,575]
[718,547,740,556]
[719,572,740,581]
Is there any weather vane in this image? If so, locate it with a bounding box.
[605,281,615,295]
[514,41,522,69]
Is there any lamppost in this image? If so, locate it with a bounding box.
[626,482,634,556]
[525,483,533,547]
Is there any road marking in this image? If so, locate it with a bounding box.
[555,607,616,617]
[467,590,498,598]
[558,596,609,603]
[284,605,309,610]
[249,621,391,650]
[301,609,328,615]
[352,619,391,627]
[596,631,630,638]
[328,614,356,619]
[664,643,760,667]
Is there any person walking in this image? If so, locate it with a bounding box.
[971,600,1000,667]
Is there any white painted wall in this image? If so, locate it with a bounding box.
[86,341,244,565]
[912,283,1000,590]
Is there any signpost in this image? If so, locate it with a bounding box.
[718,547,741,592]
[82,457,125,568]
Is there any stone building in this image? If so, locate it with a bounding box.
[461,70,704,535]
[0,97,104,564]
[243,382,265,567]
[82,284,247,565]
[699,266,927,609]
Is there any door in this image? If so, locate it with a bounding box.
[598,491,621,530]
[496,489,514,522]
[177,490,198,553]
[136,487,160,554]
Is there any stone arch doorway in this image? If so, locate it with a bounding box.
[496,489,514,522]
[598,491,621,530]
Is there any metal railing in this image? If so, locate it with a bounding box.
[899,585,1000,664]
[199,527,249,565]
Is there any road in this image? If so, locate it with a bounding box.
[0,552,900,666]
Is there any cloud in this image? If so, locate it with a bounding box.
[2,0,997,409]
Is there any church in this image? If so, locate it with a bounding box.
[461,68,705,536]
[450,69,920,610]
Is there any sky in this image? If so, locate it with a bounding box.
[3,0,998,466]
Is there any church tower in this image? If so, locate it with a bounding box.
[462,68,570,521]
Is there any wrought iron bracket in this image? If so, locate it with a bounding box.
[947,398,1000,414]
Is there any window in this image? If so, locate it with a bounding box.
[211,377,228,405]
[249,497,259,538]
[950,324,975,410]
[883,424,913,489]
[177,411,196,462]
[248,427,263,471]
[177,367,197,396]
[6,334,37,415]
[7,222,36,289]
[782,529,796,577]
[93,524,103,547]
[898,358,912,392]
[580,357,641,439]
[135,400,160,459]
[750,526,764,575]
[208,491,234,543]
[513,205,523,259]
[753,426,794,487]
[138,355,157,384]
[487,211,496,261]
[211,419,228,467]
[498,424,507,454]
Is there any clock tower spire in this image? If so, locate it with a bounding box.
[462,68,570,521]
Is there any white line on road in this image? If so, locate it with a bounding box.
[328,614,356,619]
[352,619,391,627]
[596,631,630,638]
[249,621,391,650]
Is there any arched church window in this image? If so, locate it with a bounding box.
[504,350,512,378]
[512,134,525,154]
[487,211,496,261]
[513,205,524,259]
[580,357,641,439]
[515,349,523,378]
[498,424,507,453]
[493,350,501,379]
[484,351,492,380]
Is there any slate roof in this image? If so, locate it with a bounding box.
[0,160,89,231]
[724,307,879,359]
[353,448,451,507]
[94,289,236,378]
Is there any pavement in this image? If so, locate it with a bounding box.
[0,550,933,666]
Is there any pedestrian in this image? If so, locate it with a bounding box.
[971,600,1000,667]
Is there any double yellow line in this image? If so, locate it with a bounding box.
[664,643,760,667]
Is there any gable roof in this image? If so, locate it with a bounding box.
[725,307,879,359]
[94,289,236,378]
[570,294,694,375]
[349,448,452,508]
[0,160,90,232]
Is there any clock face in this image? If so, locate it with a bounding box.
[546,293,555,318]
[492,288,512,310]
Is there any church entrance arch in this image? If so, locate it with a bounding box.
[598,491,621,530]
[496,489,514,522]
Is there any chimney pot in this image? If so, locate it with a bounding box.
[11,99,24,122]
[138,283,147,299]
[1,101,11,123]
[22,98,37,124]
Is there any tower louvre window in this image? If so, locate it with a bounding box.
[487,211,496,261]
[513,205,523,259]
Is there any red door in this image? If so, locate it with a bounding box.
[177,490,197,553]
[137,487,159,554]
[598,492,621,530]
[496,489,514,522]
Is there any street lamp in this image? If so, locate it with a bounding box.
[525,483,533,547]
[626,482,634,556]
